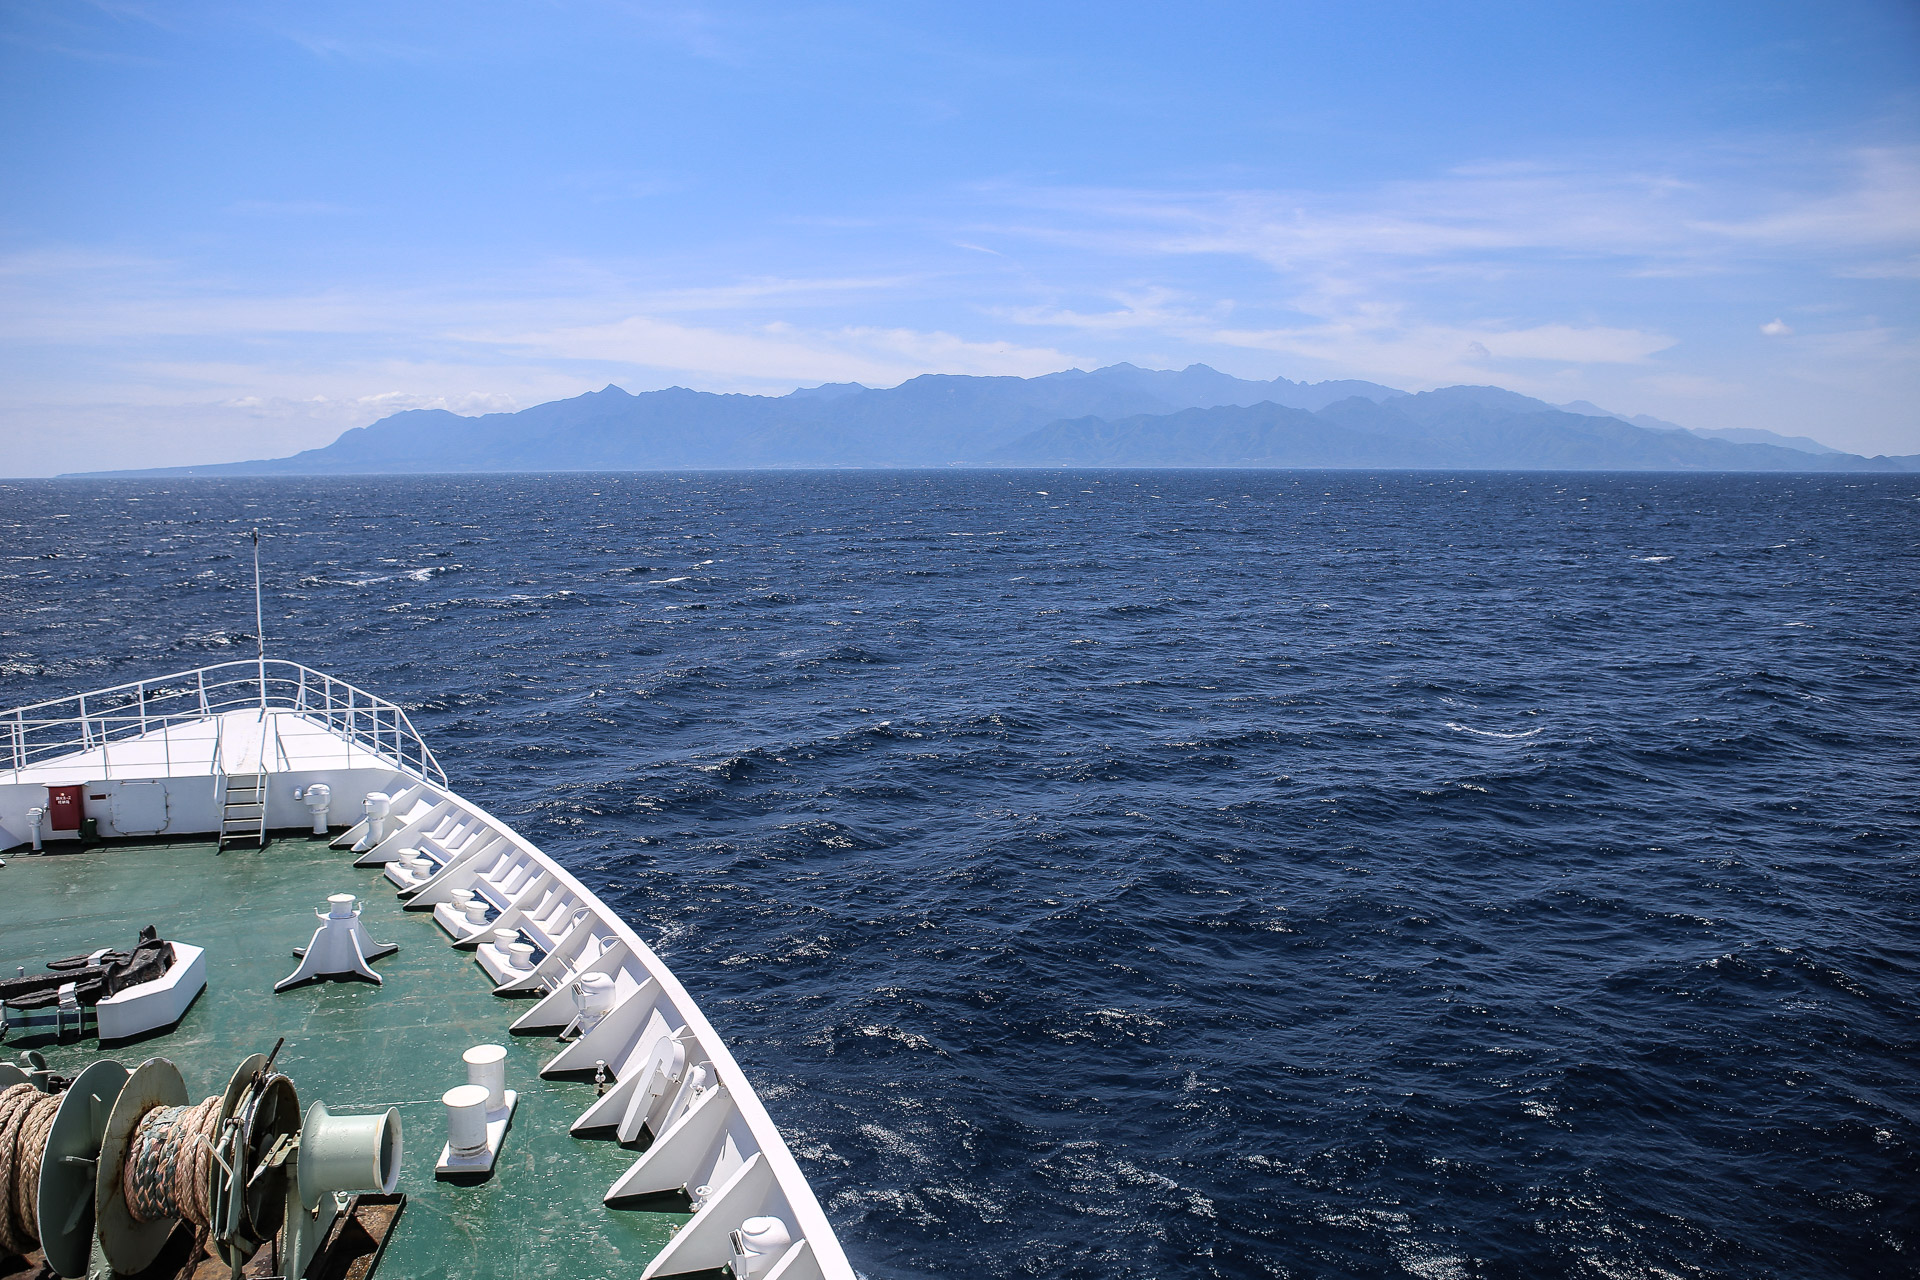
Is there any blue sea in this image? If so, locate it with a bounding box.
[3,471,1917,1279]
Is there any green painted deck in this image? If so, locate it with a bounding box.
[1,835,688,1279]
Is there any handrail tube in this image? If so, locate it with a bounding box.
[2,659,447,786]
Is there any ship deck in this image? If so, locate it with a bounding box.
[1,834,695,1280]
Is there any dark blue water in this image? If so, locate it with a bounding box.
[3,471,1917,1280]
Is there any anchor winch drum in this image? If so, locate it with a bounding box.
[94,1057,189,1275]
[38,1059,131,1278]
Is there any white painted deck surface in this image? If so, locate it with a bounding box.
[6,709,401,785]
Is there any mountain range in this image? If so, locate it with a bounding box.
[71,364,1919,476]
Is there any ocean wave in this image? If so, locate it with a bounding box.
[3,469,1915,1280]
[1445,722,1543,739]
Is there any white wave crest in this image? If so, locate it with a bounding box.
[1446,722,1541,739]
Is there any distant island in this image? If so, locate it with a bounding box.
[68,363,1920,476]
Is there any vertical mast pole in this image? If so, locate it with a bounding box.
[253,528,268,715]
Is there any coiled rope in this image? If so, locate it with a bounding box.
[0,1082,61,1257]
[123,1096,220,1226]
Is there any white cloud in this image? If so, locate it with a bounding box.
[988,146,1920,276]
[1761,318,1793,336]
[1204,318,1675,392]
[1688,148,1920,250]
[958,144,1918,446]
[998,289,1215,334]
[477,313,1081,386]
[220,390,523,420]
[3,134,1917,463]
[1001,281,1675,388]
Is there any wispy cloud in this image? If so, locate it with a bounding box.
[1208,318,1676,393]
[981,146,1920,274]
[628,275,925,313]
[483,312,1080,385]
[220,389,522,419]
[961,144,1919,406]
[1688,148,1920,249]
[2,129,1916,466]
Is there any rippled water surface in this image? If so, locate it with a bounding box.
[3,471,1917,1280]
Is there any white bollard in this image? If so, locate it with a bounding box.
[464,1044,507,1115]
[26,806,44,852]
[443,1084,490,1157]
[461,899,491,927]
[491,929,535,971]
[435,1056,516,1177]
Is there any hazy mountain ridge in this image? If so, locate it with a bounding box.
[992,388,1913,472]
[1556,400,1842,455]
[68,364,1917,476]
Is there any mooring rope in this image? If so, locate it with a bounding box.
[123,1096,221,1227]
[0,1081,62,1257]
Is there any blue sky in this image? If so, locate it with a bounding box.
[2,0,1917,474]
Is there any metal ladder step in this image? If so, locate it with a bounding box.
[219,774,270,848]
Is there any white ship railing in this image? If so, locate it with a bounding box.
[2,659,446,785]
